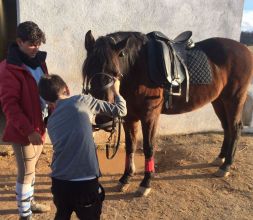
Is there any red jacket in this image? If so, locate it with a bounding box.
[0,46,48,145]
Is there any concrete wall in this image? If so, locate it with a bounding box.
[17,0,244,94]
[0,0,245,142]
[243,84,253,129]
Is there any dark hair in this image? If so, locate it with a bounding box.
[17,21,46,44]
[39,74,67,102]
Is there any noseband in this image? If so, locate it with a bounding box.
[82,72,122,159]
[82,72,115,94]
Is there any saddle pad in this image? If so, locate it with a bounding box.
[186,48,212,84]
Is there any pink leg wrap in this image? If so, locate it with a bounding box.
[145,157,155,172]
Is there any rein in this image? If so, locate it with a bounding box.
[82,72,122,160]
[105,117,122,160]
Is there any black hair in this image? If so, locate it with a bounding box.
[17,21,46,44]
[39,74,67,102]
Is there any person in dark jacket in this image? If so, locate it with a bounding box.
[38,74,127,220]
[0,21,50,220]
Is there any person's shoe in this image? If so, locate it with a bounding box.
[19,215,32,220]
[31,201,50,213]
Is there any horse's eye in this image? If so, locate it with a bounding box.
[119,50,126,57]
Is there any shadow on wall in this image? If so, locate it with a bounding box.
[242,90,253,127]
[0,105,126,146]
[0,107,7,144]
[0,0,17,61]
[1,89,252,146]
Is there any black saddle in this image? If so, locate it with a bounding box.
[147,31,192,62]
[149,31,192,43]
[147,31,193,105]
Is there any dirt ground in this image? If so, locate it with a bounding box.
[0,132,253,220]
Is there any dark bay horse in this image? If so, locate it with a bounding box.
[82,30,253,196]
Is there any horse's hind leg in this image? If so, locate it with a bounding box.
[118,116,139,192]
[211,99,229,166]
[216,98,245,177]
[214,93,247,177]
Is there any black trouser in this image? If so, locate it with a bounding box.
[51,178,105,220]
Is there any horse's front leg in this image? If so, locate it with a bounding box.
[118,116,139,192]
[137,115,159,196]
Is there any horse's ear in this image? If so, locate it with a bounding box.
[114,38,129,52]
[85,30,95,52]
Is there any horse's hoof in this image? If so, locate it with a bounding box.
[211,157,225,166]
[214,168,230,177]
[136,186,151,197]
[117,182,131,192]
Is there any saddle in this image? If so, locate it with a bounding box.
[147,31,194,107]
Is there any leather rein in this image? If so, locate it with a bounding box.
[82,72,122,160]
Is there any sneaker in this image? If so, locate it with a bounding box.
[31,201,50,213]
[19,215,32,220]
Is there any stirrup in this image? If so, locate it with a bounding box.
[169,83,182,96]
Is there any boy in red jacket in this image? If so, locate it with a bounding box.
[0,21,50,220]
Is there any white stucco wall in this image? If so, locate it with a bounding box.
[16,0,245,136]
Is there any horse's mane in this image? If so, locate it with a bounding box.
[106,32,148,67]
[83,31,148,80]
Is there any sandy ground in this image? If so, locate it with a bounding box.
[0,132,253,220]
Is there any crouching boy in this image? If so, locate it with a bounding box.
[38,74,127,220]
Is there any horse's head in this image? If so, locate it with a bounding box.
[82,30,130,128]
[82,30,129,102]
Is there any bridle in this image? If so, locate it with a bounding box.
[82,72,115,95]
[82,72,122,159]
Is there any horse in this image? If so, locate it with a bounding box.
[82,30,253,196]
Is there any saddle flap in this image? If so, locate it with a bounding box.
[160,41,185,85]
[171,55,186,85]
[147,39,168,86]
[147,39,185,86]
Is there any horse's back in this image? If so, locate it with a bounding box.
[197,37,253,69]
[161,37,253,114]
